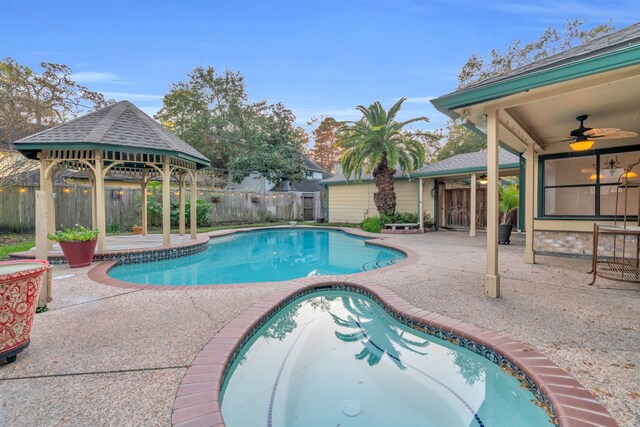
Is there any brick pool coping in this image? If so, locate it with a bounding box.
[170,279,617,427]
[87,226,418,290]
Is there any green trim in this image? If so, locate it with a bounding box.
[537,156,544,217]
[433,179,439,229]
[518,154,525,231]
[413,163,520,178]
[13,141,211,168]
[431,44,640,112]
[321,176,412,186]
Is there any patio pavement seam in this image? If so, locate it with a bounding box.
[0,365,188,381]
[44,289,143,312]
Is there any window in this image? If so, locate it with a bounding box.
[541,149,640,218]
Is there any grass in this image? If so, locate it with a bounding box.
[0,234,35,260]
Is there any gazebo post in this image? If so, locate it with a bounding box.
[485,110,500,298]
[94,150,107,251]
[141,169,148,236]
[89,176,97,229]
[162,159,171,246]
[190,171,197,239]
[470,173,477,237]
[178,172,186,236]
[37,153,54,250]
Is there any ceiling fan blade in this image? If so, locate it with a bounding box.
[584,127,621,137]
[595,130,639,140]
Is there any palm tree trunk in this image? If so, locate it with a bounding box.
[373,156,396,214]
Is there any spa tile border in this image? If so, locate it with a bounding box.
[87,226,418,290]
[171,279,617,427]
[10,235,210,266]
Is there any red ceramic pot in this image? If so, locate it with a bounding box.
[59,239,98,268]
[0,260,48,363]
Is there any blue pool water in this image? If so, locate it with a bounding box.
[108,228,405,285]
[221,290,552,426]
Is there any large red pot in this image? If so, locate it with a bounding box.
[59,239,98,268]
[0,260,48,364]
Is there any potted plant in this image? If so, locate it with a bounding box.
[498,183,519,244]
[48,225,99,268]
[132,224,143,235]
[210,192,222,203]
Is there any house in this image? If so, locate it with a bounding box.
[321,148,519,228]
[430,22,640,297]
[227,156,332,193]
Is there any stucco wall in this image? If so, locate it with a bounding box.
[327,180,421,223]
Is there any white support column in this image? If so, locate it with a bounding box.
[178,172,186,236]
[418,178,424,231]
[141,170,148,236]
[470,173,477,237]
[190,171,197,239]
[162,160,171,246]
[34,190,49,308]
[38,155,54,250]
[94,151,107,251]
[485,110,500,298]
[90,177,97,229]
[524,143,536,264]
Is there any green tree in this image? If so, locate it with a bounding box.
[435,19,615,161]
[337,98,427,214]
[308,116,343,172]
[155,66,308,185]
[0,57,112,187]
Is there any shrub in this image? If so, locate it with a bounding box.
[170,198,213,227]
[361,216,384,233]
[379,211,418,224]
[48,225,99,242]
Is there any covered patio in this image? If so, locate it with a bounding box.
[431,23,640,297]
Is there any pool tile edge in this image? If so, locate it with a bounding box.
[172,279,618,427]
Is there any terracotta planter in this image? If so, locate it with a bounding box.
[132,226,143,235]
[59,239,98,268]
[0,260,48,363]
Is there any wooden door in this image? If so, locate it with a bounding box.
[445,189,487,228]
[303,196,314,221]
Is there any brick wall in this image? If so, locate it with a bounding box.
[534,230,639,257]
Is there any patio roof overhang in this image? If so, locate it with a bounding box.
[428,22,640,300]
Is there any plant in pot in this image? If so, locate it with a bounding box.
[498,183,519,244]
[132,224,143,235]
[48,225,99,268]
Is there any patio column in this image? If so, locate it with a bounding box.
[485,110,500,298]
[94,152,107,251]
[524,143,536,264]
[470,173,477,237]
[190,171,197,239]
[141,169,148,236]
[162,159,171,246]
[90,176,97,229]
[38,154,54,250]
[34,190,49,307]
[178,172,186,236]
[418,178,424,231]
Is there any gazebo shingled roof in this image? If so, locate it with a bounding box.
[13,100,210,168]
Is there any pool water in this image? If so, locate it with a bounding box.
[108,229,405,286]
[221,291,552,427]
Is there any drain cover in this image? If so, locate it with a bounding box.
[340,399,362,417]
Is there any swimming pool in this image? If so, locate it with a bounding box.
[221,290,552,426]
[108,228,405,286]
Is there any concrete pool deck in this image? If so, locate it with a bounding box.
[0,229,638,426]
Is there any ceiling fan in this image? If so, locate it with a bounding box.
[557,115,638,151]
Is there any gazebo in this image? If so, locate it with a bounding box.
[12,100,210,254]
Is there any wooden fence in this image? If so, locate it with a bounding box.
[0,184,325,233]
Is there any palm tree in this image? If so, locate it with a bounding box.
[337,98,427,214]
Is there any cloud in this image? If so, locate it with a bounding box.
[139,106,162,118]
[101,92,163,101]
[72,71,130,84]
[399,96,435,104]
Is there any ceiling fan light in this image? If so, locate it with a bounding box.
[570,139,595,151]
[588,173,604,181]
[621,171,638,179]
[478,174,488,185]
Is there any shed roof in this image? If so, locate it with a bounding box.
[321,148,519,185]
[12,100,210,168]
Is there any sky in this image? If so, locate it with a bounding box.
[2,0,638,136]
